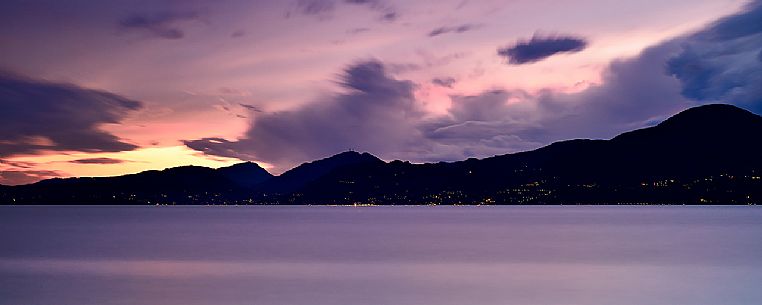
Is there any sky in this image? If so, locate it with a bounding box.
[1,0,761,185]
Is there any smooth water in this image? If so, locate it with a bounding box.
[1,206,761,305]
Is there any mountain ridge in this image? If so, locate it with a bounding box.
[2,104,761,204]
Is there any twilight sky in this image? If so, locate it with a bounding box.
[1,0,761,185]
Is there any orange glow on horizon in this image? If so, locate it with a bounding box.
[3,146,270,181]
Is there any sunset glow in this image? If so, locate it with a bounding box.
[1,0,759,184]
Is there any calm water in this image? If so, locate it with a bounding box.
[1,206,762,305]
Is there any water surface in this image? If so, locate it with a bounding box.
[1,206,761,305]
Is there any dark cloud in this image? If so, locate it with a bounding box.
[431,77,457,88]
[231,30,246,38]
[667,0,762,112]
[380,11,397,21]
[498,34,588,65]
[534,40,690,140]
[692,1,762,41]
[0,72,142,157]
[347,27,371,34]
[0,170,60,186]
[118,11,202,39]
[293,0,398,21]
[0,159,36,169]
[428,24,479,37]
[240,103,264,112]
[185,60,422,173]
[344,0,397,20]
[69,158,126,164]
[296,0,335,15]
[183,137,253,161]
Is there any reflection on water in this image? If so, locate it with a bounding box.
[1,206,761,305]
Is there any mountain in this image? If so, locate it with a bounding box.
[2,104,761,205]
[217,162,273,188]
[2,163,272,204]
[255,151,384,194]
[279,104,762,204]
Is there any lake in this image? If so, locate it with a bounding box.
[1,206,761,305]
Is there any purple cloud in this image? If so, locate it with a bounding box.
[0,72,142,157]
[184,60,423,172]
[347,27,371,34]
[498,34,588,65]
[184,42,691,169]
[667,0,762,112]
[0,170,61,186]
[428,24,479,37]
[187,2,762,171]
[294,0,398,21]
[69,158,126,164]
[431,77,457,88]
[118,11,202,40]
[296,0,336,15]
[428,2,762,158]
[231,30,246,38]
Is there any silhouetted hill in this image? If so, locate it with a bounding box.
[3,163,273,204]
[255,151,384,194]
[217,162,273,187]
[290,104,762,204]
[2,104,761,205]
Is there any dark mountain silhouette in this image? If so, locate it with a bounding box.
[255,151,384,194]
[218,162,273,187]
[2,104,761,205]
[295,104,762,204]
[2,162,270,204]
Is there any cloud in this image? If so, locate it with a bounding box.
[69,158,126,164]
[296,0,335,15]
[418,90,546,159]
[498,34,588,65]
[431,77,457,88]
[344,0,397,20]
[118,11,202,39]
[347,27,371,34]
[387,52,469,74]
[231,30,246,38]
[240,103,264,112]
[378,11,397,21]
[183,137,249,160]
[666,0,762,112]
[0,72,142,158]
[293,0,398,21]
[0,170,60,186]
[431,37,691,146]
[188,2,762,171]
[184,42,689,169]
[0,159,36,169]
[428,24,479,37]
[532,40,690,140]
[184,60,423,172]
[429,2,762,157]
